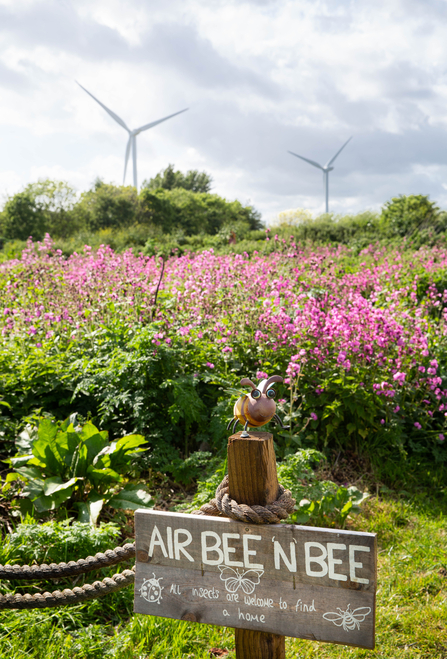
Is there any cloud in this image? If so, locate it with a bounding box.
[1,0,447,220]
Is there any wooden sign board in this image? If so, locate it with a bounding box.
[134,510,377,649]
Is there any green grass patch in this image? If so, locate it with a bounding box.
[0,495,445,658]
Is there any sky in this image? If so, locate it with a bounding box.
[1,0,447,223]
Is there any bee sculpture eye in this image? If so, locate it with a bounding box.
[266,389,276,399]
[251,389,261,399]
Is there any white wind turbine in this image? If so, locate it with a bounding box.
[76,82,188,190]
[288,136,352,213]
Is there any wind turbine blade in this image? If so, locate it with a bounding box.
[325,136,352,168]
[123,136,132,185]
[134,108,188,134]
[76,81,130,132]
[287,150,324,170]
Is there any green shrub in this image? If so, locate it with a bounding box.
[6,415,153,524]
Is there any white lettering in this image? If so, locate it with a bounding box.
[279,597,287,610]
[273,539,297,572]
[295,598,316,612]
[201,531,224,565]
[304,542,328,577]
[327,543,347,581]
[170,583,181,595]
[192,586,220,599]
[166,527,174,559]
[238,608,266,623]
[243,534,263,569]
[243,595,274,608]
[349,545,370,584]
[226,593,239,602]
[222,533,243,567]
[223,609,230,617]
[148,525,168,558]
[174,529,194,562]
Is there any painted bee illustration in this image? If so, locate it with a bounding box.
[323,604,372,631]
[139,573,164,604]
[218,565,264,594]
[227,375,290,436]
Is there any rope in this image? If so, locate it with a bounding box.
[0,568,135,609]
[0,543,135,581]
[193,475,295,524]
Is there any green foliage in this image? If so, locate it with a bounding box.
[276,450,367,528]
[140,187,263,235]
[0,180,80,241]
[142,164,213,193]
[380,194,445,240]
[74,181,140,232]
[1,190,47,241]
[273,210,381,247]
[0,518,120,565]
[190,450,368,528]
[6,415,152,524]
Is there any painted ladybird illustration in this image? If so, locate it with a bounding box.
[139,573,164,604]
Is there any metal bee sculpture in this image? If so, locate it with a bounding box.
[227,375,290,437]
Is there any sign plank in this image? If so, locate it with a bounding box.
[134,510,377,649]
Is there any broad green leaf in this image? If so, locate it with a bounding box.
[341,500,353,515]
[33,486,73,512]
[108,483,154,511]
[15,465,45,481]
[15,428,34,454]
[86,466,122,488]
[79,421,102,441]
[32,419,64,475]
[77,495,104,526]
[42,476,81,496]
[83,432,110,465]
[106,435,147,470]
[60,413,79,432]
[9,454,34,468]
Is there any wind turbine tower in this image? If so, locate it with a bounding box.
[77,82,188,190]
[288,136,352,213]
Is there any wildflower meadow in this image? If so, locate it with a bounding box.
[1,235,446,483]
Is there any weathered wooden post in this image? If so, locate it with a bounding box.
[228,429,285,658]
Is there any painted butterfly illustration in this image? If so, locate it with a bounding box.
[218,566,264,594]
[323,604,372,632]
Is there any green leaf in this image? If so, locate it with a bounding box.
[42,476,81,496]
[86,466,122,488]
[108,483,154,511]
[32,419,64,475]
[9,454,34,468]
[33,487,73,512]
[77,495,104,526]
[15,428,35,454]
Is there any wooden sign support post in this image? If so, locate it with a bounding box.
[228,430,285,659]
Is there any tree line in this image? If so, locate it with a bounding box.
[0,165,262,242]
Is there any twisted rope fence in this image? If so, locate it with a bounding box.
[1,476,294,609]
[0,543,136,610]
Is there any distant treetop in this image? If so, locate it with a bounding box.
[142,164,213,194]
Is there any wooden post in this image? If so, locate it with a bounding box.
[227,430,286,659]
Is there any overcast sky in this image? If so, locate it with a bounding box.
[1,0,447,222]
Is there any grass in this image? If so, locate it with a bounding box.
[0,495,446,658]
